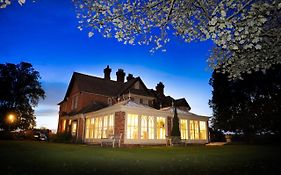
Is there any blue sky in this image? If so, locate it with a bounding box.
[0,0,214,130]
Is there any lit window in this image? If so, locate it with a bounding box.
[180,119,188,139]
[127,114,139,139]
[190,120,199,140]
[94,117,102,139]
[103,116,108,138]
[157,117,165,139]
[71,121,77,136]
[108,115,114,136]
[148,116,155,139]
[141,115,155,139]
[85,118,90,139]
[141,115,148,139]
[199,121,207,139]
[61,119,66,132]
[89,118,94,139]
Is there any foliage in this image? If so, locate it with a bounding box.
[0,0,26,8]
[171,106,180,137]
[50,132,73,143]
[0,62,45,131]
[209,64,281,137]
[74,0,281,78]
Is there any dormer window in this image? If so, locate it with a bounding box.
[108,98,112,105]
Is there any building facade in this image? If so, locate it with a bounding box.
[57,66,209,145]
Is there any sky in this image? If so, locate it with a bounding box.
[0,0,214,131]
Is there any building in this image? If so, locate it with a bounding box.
[57,66,209,145]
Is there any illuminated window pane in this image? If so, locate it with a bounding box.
[180,119,188,139]
[141,115,148,139]
[127,114,139,139]
[199,121,207,140]
[85,118,90,139]
[94,117,102,139]
[194,121,199,139]
[103,116,108,138]
[157,117,165,139]
[89,118,94,139]
[62,119,66,132]
[148,116,155,139]
[71,122,77,136]
[108,115,114,136]
[190,120,199,140]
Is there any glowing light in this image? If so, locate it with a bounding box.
[8,114,15,123]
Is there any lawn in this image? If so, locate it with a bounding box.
[0,141,280,175]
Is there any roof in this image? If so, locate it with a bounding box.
[160,106,209,118]
[60,72,154,103]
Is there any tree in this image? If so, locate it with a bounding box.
[209,64,281,137]
[0,62,45,131]
[171,105,180,137]
[74,0,281,78]
[0,0,26,8]
[171,104,181,144]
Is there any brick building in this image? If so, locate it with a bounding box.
[57,66,209,145]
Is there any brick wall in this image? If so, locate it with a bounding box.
[114,111,125,145]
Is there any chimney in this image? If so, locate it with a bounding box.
[156,82,164,96]
[116,69,125,83]
[126,73,134,81]
[104,65,111,80]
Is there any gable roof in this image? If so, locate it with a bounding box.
[59,72,154,104]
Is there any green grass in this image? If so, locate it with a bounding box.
[0,141,280,175]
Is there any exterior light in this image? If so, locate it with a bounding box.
[8,114,15,123]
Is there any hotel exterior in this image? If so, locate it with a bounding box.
[57,66,209,145]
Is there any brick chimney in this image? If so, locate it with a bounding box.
[104,65,111,80]
[126,73,134,81]
[156,82,164,96]
[116,69,125,83]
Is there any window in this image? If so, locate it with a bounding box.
[141,115,148,139]
[108,98,112,105]
[94,117,102,139]
[180,119,188,139]
[85,118,90,139]
[85,114,114,140]
[71,95,79,110]
[156,117,166,139]
[61,119,66,132]
[103,116,108,138]
[108,115,114,136]
[71,121,77,136]
[127,114,138,139]
[148,116,155,139]
[190,120,199,140]
[140,99,143,104]
[141,115,155,140]
[89,118,95,138]
[199,121,207,139]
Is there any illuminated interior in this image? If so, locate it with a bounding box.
[199,121,207,139]
[180,119,188,139]
[156,117,165,139]
[127,114,138,139]
[71,121,77,136]
[190,120,207,140]
[85,114,114,139]
[141,115,155,139]
[62,119,66,132]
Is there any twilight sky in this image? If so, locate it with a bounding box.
[0,0,214,131]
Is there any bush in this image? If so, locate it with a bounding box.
[50,132,73,143]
